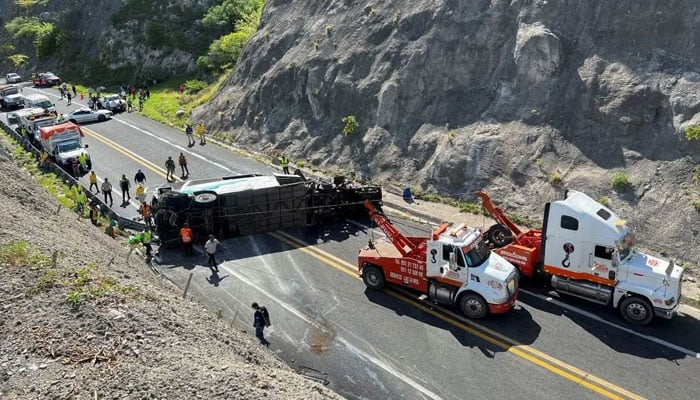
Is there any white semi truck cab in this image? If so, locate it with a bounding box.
[542,190,684,324]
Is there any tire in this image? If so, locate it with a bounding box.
[192,190,218,205]
[97,115,106,121]
[619,296,654,325]
[459,293,489,319]
[487,224,512,247]
[69,119,78,124]
[362,265,385,290]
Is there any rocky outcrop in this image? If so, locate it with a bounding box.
[196,0,700,263]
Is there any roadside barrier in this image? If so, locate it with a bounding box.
[0,117,146,232]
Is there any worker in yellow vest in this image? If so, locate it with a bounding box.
[279,155,290,174]
[88,171,98,193]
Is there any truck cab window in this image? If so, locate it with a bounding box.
[594,245,613,260]
[560,215,579,231]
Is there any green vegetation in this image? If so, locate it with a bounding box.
[691,198,700,212]
[548,171,562,185]
[8,53,29,68]
[610,172,631,190]
[11,145,75,209]
[197,0,265,73]
[342,115,359,136]
[139,74,228,126]
[0,240,50,270]
[4,16,63,59]
[65,262,137,307]
[686,125,700,141]
[598,196,611,207]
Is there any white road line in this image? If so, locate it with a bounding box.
[353,217,700,359]
[30,86,241,175]
[218,262,445,400]
[520,289,700,359]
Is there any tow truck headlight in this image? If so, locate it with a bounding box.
[664,297,675,306]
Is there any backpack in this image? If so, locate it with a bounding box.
[260,306,271,327]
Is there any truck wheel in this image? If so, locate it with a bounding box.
[487,224,512,247]
[362,265,385,290]
[459,293,488,319]
[619,296,653,325]
[193,190,218,204]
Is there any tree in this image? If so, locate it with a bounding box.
[8,54,29,68]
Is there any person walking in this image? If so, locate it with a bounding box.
[138,96,144,112]
[135,184,146,203]
[66,91,72,106]
[180,223,193,256]
[204,234,221,272]
[185,124,195,146]
[101,178,113,206]
[88,171,98,193]
[134,169,146,185]
[178,152,189,177]
[72,84,77,97]
[119,174,131,204]
[165,156,176,181]
[89,202,99,225]
[126,97,133,112]
[196,122,207,145]
[252,303,271,347]
[70,157,81,177]
[279,154,290,174]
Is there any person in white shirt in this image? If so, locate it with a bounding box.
[204,234,221,272]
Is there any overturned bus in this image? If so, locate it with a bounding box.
[152,173,382,244]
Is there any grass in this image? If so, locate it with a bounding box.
[598,196,611,207]
[692,198,700,212]
[548,171,562,185]
[610,172,631,190]
[0,241,51,269]
[66,262,137,307]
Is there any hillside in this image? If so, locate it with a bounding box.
[0,141,341,398]
[195,0,700,265]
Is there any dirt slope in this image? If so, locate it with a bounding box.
[0,145,341,398]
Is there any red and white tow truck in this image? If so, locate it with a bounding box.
[358,200,519,319]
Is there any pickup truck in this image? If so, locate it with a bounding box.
[97,94,126,112]
[0,84,24,109]
[32,72,61,87]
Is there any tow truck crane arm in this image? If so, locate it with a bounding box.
[363,200,421,258]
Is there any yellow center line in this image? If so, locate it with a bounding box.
[80,126,180,181]
[271,231,646,400]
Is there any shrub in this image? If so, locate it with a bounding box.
[686,125,700,141]
[610,172,631,189]
[692,198,700,212]
[342,115,359,136]
[8,53,29,68]
[184,80,208,94]
[598,196,611,207]
[549,172,562,185]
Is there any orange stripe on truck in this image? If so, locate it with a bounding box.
[543,265,615,286]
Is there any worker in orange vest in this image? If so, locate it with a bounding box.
[139,201,152,227]
[180,223,193,256]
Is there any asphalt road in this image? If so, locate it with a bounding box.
[3,85,700,400]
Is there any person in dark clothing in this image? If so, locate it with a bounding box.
[178,152,189,177]
[119,174,131,203]
[252,303,271,347]
[134,169,146,185]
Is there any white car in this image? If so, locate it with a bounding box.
[97,94,126,112]
[6,73,21,83]
[67,108,112,123]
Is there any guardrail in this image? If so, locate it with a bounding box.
[0,117,146,232]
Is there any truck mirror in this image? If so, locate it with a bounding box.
[449,252,457,270]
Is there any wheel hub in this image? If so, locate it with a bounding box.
[627,303,647,320]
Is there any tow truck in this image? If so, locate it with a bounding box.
[358,200,519,319]
[476,190,684,325]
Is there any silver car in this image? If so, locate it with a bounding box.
[6,73,21,83]
[67,107,112,123]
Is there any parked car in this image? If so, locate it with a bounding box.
[97,94,126,112]
[67,107,113,124]
[32,72,61,87]
[6,73,21,83]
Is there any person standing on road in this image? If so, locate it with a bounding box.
[139,200,152,227]
[66,91,72,106]
[126,97,133,112]
[279,154,290,174]
[204,234,221,272]
[138,96,144,112]
[185,124,195,146]
[142,227,153,259]
[165,157,176,181]
[119,174,131,204]
[196,122,207,145]
[78,152,88,172]
[252,303,271,347]
[180,223,194,256]
[72,84,77,97]
[70,157,81,177]
[134,169,146,185]
[178,152,189,178]
[88,171,98,193]
[101,178,113,207]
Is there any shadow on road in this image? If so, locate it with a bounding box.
[363,287,541,357]
[518,278,699,361]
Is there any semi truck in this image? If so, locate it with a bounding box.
[153,173,382,244]
[38,122,89,170]
[358,200,519,319]
[476,190,684,325]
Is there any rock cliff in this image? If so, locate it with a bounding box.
[196,0,700,264]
